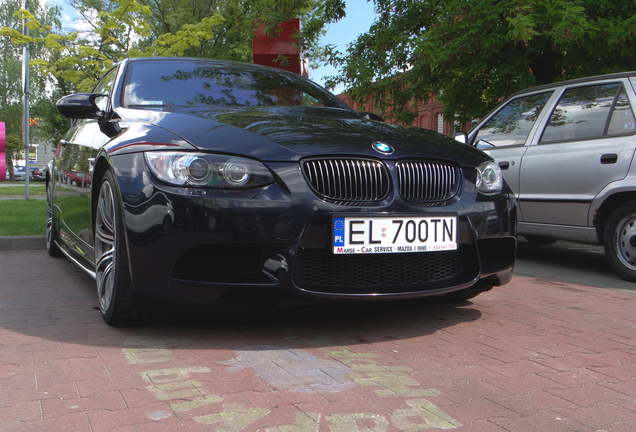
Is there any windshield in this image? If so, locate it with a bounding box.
[123,59,349,110]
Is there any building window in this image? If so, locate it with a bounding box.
[436,114,444,134]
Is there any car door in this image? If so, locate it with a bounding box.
[469,91,555,220]
[84,67,119,247]
[518,80,636,226]
[54,120,100,250]
[54,67,119,255]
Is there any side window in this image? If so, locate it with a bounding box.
[607,88,636,135]
[92,67,117,112]
[474,92,552,148]
[540,83,636,143]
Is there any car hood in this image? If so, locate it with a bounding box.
[118,106,489,166]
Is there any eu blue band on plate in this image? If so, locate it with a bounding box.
[333,217,345,246]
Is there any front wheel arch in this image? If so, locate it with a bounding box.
[91,156,114,236]
[94,167,151,325]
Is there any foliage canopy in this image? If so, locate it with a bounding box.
[0,0,345,147]
[1,0,344,92]
[0,0,62,170]
[326,0,636,126]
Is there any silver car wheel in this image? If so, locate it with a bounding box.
[95,179,117,314]
[615,213,636,271]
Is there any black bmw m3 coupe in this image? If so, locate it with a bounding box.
[46,57,516,325]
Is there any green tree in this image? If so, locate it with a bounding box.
[0,0,63,150]
[326,0,636,126]
[2,0,345,92]
[0,0,345,150]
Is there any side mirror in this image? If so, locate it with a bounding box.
[475,139,495,150]
[453,132,467,144]
[56,93,106,119]
[358,111,385,122]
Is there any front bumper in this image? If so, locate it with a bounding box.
[114,154,517,304]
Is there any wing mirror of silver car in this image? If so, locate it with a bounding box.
[358,111,385,122]
[453,132,467,144]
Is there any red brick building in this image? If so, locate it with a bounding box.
[338,93,468,136]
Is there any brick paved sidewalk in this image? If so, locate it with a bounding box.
[1,250,635,431]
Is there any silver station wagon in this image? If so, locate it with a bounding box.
[456,72,636,281]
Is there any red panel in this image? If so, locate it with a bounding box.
[252,53,302,74]
[253,19,301,55]
[0,122,4,152]
[253,19,308,77]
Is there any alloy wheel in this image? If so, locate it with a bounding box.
[95,180,117,314]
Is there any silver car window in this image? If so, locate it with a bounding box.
[540,83,636,143]
[474,92,552,148]
[607,88,636,135]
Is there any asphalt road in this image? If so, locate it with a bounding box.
[514,238,636,292]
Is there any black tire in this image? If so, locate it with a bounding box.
[95,170,152,326]
[45,182,63,257]
[71,180,78,186]
[604,200,636,282]
[523,236,557,246]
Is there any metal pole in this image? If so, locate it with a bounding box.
[22,0,30,200]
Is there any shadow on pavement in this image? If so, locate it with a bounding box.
[514,238,636,291]
[0,250,483,350]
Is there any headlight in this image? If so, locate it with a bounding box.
[145,152,274,188]
[476,161,503,194]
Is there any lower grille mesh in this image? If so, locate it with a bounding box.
[292,248,467,294]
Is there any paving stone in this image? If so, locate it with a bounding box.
[490,408,596,432]
[545,382,630,407]
[553,402,636,430]
[2,250,636,431]
[487,389,580,416]
[441,397,521,425]
[40,391,127,420]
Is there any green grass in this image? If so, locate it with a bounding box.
[0,185,46,195]
[0,199,46,236]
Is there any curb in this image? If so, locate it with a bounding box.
[0,236,46,251]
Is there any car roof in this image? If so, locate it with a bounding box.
[510,71,636,97]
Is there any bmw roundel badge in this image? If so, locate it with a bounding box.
[372,141,394,155]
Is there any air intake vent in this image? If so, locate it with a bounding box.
[292,247,469,294]
[302,158,390,205]
[396,161,460,204]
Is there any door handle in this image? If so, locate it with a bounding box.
[498,161,510,170]
[601,154,618,164]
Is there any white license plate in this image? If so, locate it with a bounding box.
[333,216,457,254]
